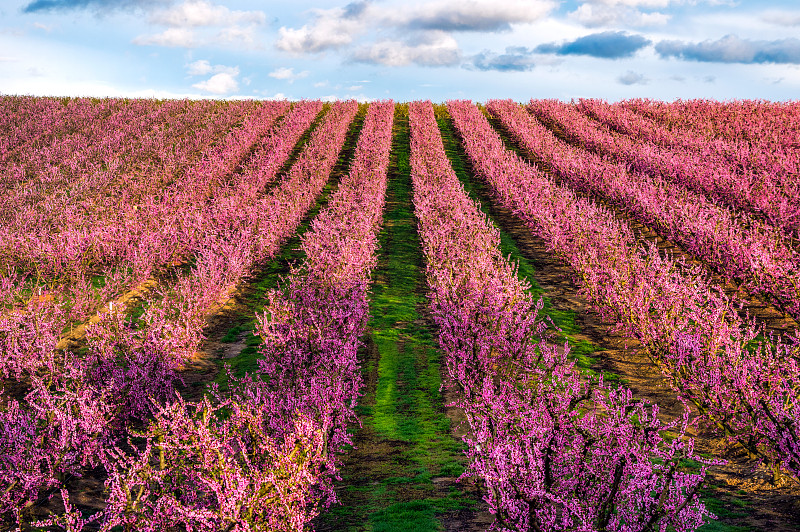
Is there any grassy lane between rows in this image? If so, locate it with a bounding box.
[316,104,478,532]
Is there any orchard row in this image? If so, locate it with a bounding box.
[1,96,798,531]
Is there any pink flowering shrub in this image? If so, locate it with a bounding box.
[530,99,800,240]
[82,309,182,425]
[578,99,800,208]
[410,100,711,531]
[524,99,800,322]
[436,292,710,532]
[0,284,68,380]
[622,98,800,157]
[251,100,394,507]
[0,308,181,526]
[256,280,368,497]
[477,99,800,480]
[0,356,115,523]
[102,383,329,532]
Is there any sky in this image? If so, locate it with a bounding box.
[1,0,800,101]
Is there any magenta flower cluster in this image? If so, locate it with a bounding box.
[613,99,800,238]
[410,100,711,531]
[524,99,800,322]
[455,98,800,482]
[0,99,373,529]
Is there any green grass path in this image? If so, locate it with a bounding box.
[316,104,475,532]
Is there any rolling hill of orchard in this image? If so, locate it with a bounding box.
[2,96,800,532]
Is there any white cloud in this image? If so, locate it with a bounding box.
[216,26,260,48]
[569,3,671,27]
[186,59,212,75]
[191,69,239,94]
[133,27,197,47]
[636,11,671,25]
[185,59,238,76]
[656,35,800,64]
[268,67,310,83]
[577,0,673,7]
[149,0,265,27]
[762,10,800,27]
[276,5,367,54]
[352,32,461,67]
[618,70,649,84]
[275,0,555,56]
[397,0,555,31]
[568,0,740,28]
[134,0,266,49]
[566,0,713,27]
[468,47,537,71]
